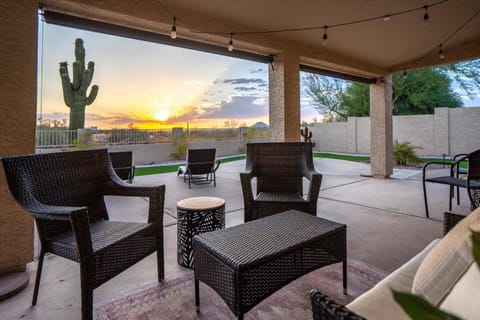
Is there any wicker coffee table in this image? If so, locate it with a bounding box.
[193,210,347,320]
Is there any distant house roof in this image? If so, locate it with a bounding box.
[251,121,268,128]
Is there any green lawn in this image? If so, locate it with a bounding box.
[134,152,464,177]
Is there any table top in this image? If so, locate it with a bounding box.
[193,210,346,269]
[177,196,225,211]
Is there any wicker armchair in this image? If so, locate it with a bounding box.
[240,142,322,222]
[310,211,466,320]
[1,149,165,320]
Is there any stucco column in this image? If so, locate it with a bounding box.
[369,75,393,179]
[0,1,37,274]
[268,52,300,141]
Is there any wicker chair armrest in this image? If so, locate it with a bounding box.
[310,290,365,320]
[240,172,254,199]
[26,202,87,221]
[106,183,165,224]
[443,211,466,235]
[307,172,322,204]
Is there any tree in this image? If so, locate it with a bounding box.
[303,74,349,120]
[303,60,479,119]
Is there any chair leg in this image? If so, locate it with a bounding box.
[195,278,200,312]
[157,247,164,282]
[449,185,453,211]
[32,250,45,306]
[422,179,430,218]
[213,171,216,187]
[80,266,94,320]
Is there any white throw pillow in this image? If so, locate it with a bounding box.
[411,208,480,305]
[439,262,480,320]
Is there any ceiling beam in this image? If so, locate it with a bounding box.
[389,38,480,72]
[300,65,377,84]
[43,10,274,64]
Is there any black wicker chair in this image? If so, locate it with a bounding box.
[177,148,220,188]
[422,149,480,218]
[240,142,322,222]
[109,150,135,183]
[1,149,165,320]
[310,211,467,320]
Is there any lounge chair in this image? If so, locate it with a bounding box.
[177,148,220,188]
[109,150,135,183]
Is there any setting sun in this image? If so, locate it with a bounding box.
[155,111,170,121]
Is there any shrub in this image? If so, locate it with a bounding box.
[171,132,189,160]
[393,140,422,166]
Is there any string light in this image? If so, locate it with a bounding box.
[423,6,429,25]
[438,44,445,59]
[170,16,177,39]
[167,0,480,63]
[322,26,328,46]
[228,33,234,51]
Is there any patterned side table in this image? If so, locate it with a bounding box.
[177,196,225,268]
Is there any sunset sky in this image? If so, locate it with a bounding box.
[38,21,479,130]
[38,22,319,129]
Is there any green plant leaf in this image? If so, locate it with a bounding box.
[473,230,480,267]
[392,290,461,320]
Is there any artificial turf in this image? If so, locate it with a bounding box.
[134,152,464,177]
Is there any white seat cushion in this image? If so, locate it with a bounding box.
[411,208,480,305]
[348,239,439,320]
[439,262,480,320]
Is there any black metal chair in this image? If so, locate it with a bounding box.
[423,149,480,218]
[240,142,322,222]
[177,148,220,188]
[109,151,135,183]
[1,149,165,320]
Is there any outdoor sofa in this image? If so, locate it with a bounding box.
[311,208,480,320]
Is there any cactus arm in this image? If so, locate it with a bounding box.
[86,85,99,105]
[79,62,95,94]
[59,64,73,108]
[72,61,81,90]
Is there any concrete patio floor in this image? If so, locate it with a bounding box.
[0,158,472,319]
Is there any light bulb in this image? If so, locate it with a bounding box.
[423,6,429,25]
[228,33,234,52]
[170,16,177,39]
[322,26,328,46]
[438,45,445,60]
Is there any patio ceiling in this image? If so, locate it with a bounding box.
[41,0,480,79]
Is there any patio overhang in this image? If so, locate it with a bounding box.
[1,0,480,276]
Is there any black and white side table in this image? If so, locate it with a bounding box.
[177,196,225,268]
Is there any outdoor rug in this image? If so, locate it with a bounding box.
[95,260,387,320]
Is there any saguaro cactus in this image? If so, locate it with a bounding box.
[59,38,99,130]
[301,126,312,142]
[301,126,316,147]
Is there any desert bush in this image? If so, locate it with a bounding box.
[393,140,422,166]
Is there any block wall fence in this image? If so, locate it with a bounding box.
[309,107,480,157]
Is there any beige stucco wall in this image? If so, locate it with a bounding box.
[310,107,480,157]
[0,1,37,274]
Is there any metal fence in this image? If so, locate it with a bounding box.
[35,127,270,148]
[36,129,77,148]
